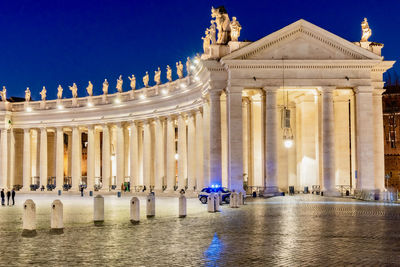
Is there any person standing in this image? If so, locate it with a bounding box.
[6,190,10,206]
[0,189,4,206]
[80,185,84,197]
[11,189,15,205]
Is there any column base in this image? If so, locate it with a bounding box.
[322,190,341,197]
[262,186,280,197]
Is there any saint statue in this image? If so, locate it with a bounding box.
[57,85,63,99]
[186,57,192,76]
[202,29,211,54]
[211,6,231,44]
[25,87,31,102]
[69,83,78,98]
[40,86,47,101]
[230,17,242,42]
[86,81,93,96]
[176,61,184,79]
[209,23,217,44]
[102,79,109,95]
[361,18,372,42]
[128,75,136,90]
[0,86,6,102]
[116,75,123,93]
[166,65,172,82]
[154,67,161,85]
[143,71,149,87]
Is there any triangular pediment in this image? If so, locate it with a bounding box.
[223,19,382,60]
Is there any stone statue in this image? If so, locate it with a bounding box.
[143,71,149,87]
[25,87,31,102]
[102,79,109,95]
[69,83,78,98]
[0,86,6,102]
[176,61,184,79]
[154,67,161,85]
[186,57,192,75]
[128,75,136,90]
[230,17,242,42]
[40,86,47,101]
[202,29,211,53]
[211,6,231,44]
[57,85,63,99]
[116,75,123,93]
[166,65,172,82]
[361,18,372,42]
[209,23,217,44]
[86,81,93,96]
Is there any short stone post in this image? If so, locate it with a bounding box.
[146,193,155,218]
[179,194,187,218]
[238,192,244,205]
[207,193,215,212]
[94,195,104,225]
[22,199,37,237]
[218,191,223,205]
[214,193,220,212]
[50,199,64,234]
[130,197,140,224]
[230,193,236,208]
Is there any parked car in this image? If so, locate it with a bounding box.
[198,186,231,204]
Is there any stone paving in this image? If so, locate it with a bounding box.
[0,194,399,266]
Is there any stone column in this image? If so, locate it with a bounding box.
[55,127,64,190]
[195,110,204,191]
[209,90,222,186]
[242,99,250,186]
[102,124,111,191]
[264,88,279,194]
[116,122,125,190]
[9,129,15,189]
[0,128,7,188]
[40,127,48,188]
[373,89,385,190]
[71,126,81,191]
[87,125,95,191]
[321,87,337,195]
[94,129,101,181]
[129,121,139,187]
[143,120,151,189]
[154,118,164,192]
[355,86,375,191]
[165,116,176,191]
[177,114,187,189]
[203,100,210,187]
[187,113,196,192]
[23,128,31,191]
[67,132,72,177]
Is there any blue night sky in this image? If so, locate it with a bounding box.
[0,0,399,100]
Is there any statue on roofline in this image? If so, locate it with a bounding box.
[230,16,242,41]
[69,83,78,98]
[116,75,123,93]
[361,17,372,42]
[211,6,231,44]
[102,79,109,95]
[40,86,47,101]
[86,81,93,96]
[128,75,136,90]
[1,86,7,102]
[154,67,161,85]
[166,65,172,82]
[186,57,191,76]
[25,87,31,102]
[176,61,184,79]
[202,28,211,53]
[57,85,63,99]
[143,71,149,87]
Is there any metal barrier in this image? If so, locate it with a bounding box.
[336,185,354,196]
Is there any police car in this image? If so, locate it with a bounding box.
[198,185,231,204]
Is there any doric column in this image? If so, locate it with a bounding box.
[373,89,385,190]
[177,114,187,189]
[129,121,139,187]
[9,129,15,189]
[94,129,101,181]
[115,122,125,190]
[321,87,337,195]
[40,127,48,188]
[87,125,95,191]
[55,127,64,190]
[165,116,176,191]
[242,99,250,186]
[203,100,210,187]
[102,124,111,191]
[71,126,81,190]
[264,87,279,194]
[23,128,31,190]
[154,118,164,191]
[67,132,72,177]
[187,113,196,191]
[142,120,151,189]
[226,86,244,192]
[355,86,375,191]
[0,128,7,188]
[195,110,204,191]
[209,90,222,186]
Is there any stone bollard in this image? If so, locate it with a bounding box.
[94,195,104,225]
[179,194,187,218]
[214,194,220,212]
[146,193,155,218]
[218,192,223,205]
[130,197,140,224]
[238,192,244,205]
[50,199,64,234]
[208,193,215,212]
[230,193,236,208]
[22,199,37,237]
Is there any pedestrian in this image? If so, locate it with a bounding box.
[0,189,4,206]
[6,190,10,206]
[80,185,84,197]
[11,189,15,205]
[142,185,146,192]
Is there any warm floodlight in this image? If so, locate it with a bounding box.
[26,107,32,112]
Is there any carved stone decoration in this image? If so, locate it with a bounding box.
[202,29,211,54]
[361,18,372,42]
[25,87,31,102]
[40,86,47,101]
[230,17,242,42]
[69,83,78,98]
[154,67,161,85]
[176,61,184,79]
[86,81,93,96]
[102,79,109,95]
[211,6,231,44]
[116,75,123,93]
[166,65,172,82]
[1,86,7,102]
[57,85,63,99]
[186,57,192,76]
[209,23,217,44]
[128,75,136,90]
[143,71,149,88]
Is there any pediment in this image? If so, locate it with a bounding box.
[223,19,382,61]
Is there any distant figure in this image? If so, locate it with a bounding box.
[80,186,84,197]
[6,190,10,206]
[11,189,15,205]
[0,189,4,206]
[142,185,147,192]
[179,189,185,195]
[127,182,130,192]
[41,185,45,191]
[121,183,125,192]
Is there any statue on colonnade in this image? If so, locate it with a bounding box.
[1,86,6,102]
[86,81,93,96]
[186,57,191,76]
[69,83,78,98]
[176,61,184,79]
[230,17,242,41]
[154,67,161,85]
[166,65,172,82]
[25,87,31,102]
[128,75,136,90]
[57,85,63,99]
[361,18,372,42]
[116,75,123,93]
[143,71,149,88]
[40,86,47,101]
[202,28,211,53]
[211,6,231,44]
[102,79,109,95]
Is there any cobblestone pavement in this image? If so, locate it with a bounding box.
[0,194,399,266]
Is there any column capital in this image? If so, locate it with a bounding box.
[263,87,279,93]
[373,88,385,96]
[226,85,243,94]
[209,90,222,99]
[354,86,373,94]
[319,86,336,93]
